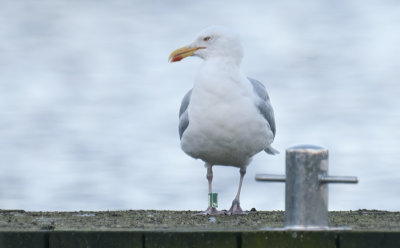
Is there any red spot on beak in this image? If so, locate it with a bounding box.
[172,55,183,62]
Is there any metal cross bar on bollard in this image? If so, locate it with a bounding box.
[255,144,358,230]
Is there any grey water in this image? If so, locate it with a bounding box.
[0,1,399,211]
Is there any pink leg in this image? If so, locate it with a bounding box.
[228,167,247,215]
[196,163,225,215]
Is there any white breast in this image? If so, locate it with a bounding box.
[180,60,273,167]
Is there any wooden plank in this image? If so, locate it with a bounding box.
[49,231,143,248]
[0,231,48,248]
[1,230,400,248]
[339,232,400,248]
[242,231,337,248]
[144,232,238,248]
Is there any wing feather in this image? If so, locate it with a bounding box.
[178,89,192,139]
[248,77,279,155]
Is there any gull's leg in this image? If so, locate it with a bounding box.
[196,163,225,215]
[228,167,247,214]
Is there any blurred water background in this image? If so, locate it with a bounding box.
[0,0,399,211]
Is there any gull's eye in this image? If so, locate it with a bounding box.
[203,36,211,42]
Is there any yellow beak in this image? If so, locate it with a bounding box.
[168,46,205,62]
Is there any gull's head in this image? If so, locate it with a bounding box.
[169,26,244,65]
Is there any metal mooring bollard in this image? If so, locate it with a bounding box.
[255,144,358,230]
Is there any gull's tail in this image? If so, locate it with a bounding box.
[264,146,280,155]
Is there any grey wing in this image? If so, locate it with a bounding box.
[178,89,192,139]
[248,77,279,155]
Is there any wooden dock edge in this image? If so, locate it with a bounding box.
[1,230,400,248]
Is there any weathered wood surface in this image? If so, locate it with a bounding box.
[1,209,399,231]
[0,209,399,248]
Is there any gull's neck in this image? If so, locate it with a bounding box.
[194,57,246,94]
[205,56,242,68]
[199,57,242,78]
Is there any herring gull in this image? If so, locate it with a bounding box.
[169,26,278,215]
